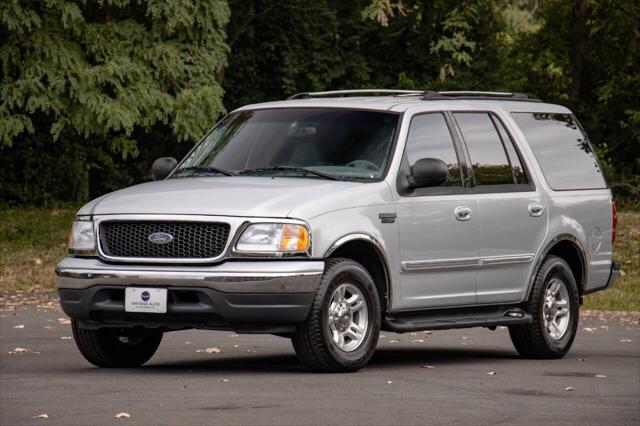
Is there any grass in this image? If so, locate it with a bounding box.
[583,211,640,311]
[0,207,638,311]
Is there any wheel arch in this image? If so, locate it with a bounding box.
[324,234,392,313]
[526,234,587,301]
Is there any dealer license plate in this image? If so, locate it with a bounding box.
[125,287,167,313]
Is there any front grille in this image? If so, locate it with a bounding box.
[99,221,230,259]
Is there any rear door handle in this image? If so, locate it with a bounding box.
[528,203,544,217]
[454,206,472,221]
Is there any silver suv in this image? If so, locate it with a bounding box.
[56,90,620,372]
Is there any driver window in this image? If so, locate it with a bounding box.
[405,113,462,187]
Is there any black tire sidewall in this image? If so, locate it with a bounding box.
[534,259,580,355]
[319,262,381,366]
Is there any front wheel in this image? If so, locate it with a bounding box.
[72,320,163,367]
[292,258,381,372]
[509,256,580,359]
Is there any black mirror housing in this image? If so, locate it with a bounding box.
[409,158,449,188]
[152,157,178,181]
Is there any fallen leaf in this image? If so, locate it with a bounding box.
[565,386,576,391]
[421,365,435,369]
[13,324,24,329]
[411,339,424,343]
[599,325,609,330]
[114,412,130,419]
[423,331,433,335]
[35,258,42,266]
[594,374,607,378]
[195,349,204,353]
[388,339,400,343]
[583,327,595,333]
[487,371,497,376]
[14,347,28,353]
[35,413,48,419]
[205,347,221,354]
[57,318,70,325]
[221,379,229,383]
[620,338,632,343]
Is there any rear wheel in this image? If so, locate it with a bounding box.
[509,256,579,358]
[72,320,163,367]
[292,258,381,372]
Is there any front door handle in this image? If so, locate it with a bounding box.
[454,206,472,221]
[528,203,544,217]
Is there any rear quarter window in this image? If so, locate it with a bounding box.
[511,112,607,190]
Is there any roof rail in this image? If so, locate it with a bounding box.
[287,89,424,99]
[422,91,539,102]
[286,89,541,102]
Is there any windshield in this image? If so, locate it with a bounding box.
[174,108,399,180]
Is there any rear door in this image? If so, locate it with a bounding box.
[452,112,547,304]
[395,112,479,309]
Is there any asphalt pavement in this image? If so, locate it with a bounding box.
[1,299,638,426]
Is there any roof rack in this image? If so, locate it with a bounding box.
[287,89,424,99]
[422,91,537,101]
[286,89,541,102]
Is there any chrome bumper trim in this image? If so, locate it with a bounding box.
[55,257,324,293]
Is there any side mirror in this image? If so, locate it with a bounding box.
[409,158,449,188]
[151,157,178,181]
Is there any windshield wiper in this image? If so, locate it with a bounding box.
[240,166,342,181]
[172,166,236,177]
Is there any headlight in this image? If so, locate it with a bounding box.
[67,217,96,255]
[235,223,310,255]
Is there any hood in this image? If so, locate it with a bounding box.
[78,176,390,219]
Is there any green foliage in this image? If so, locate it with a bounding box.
[1,0,638,206]
[1,0,229,204]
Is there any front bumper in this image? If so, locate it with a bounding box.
[55,257,324,332]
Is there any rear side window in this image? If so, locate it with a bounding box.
[511,113,606,190]
[453,113,513,185]
[405,113,462,187]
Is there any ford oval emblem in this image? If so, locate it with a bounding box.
[148,232,173,244]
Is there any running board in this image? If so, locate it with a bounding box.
[383,306,532,333]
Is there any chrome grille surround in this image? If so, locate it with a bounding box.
[100,221,230,260]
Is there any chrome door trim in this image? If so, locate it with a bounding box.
[402,257,480,271]
[482,254,535,266]
[402,253,534,272]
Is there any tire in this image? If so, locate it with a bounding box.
[71,320,163,367]
[509,255,580,359]
[292,258,381,372]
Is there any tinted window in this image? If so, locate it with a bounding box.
[454,113,513,185]
[511,113,606,190]
[405,113,461,187]
[492,116,528,184]
[177,108,399,180]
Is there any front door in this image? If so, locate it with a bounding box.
[395,112,479,309]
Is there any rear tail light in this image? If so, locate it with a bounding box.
[611,199,617,244]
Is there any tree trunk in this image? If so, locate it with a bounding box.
[570,0,588,104]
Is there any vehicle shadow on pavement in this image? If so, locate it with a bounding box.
[132,347,519,374]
